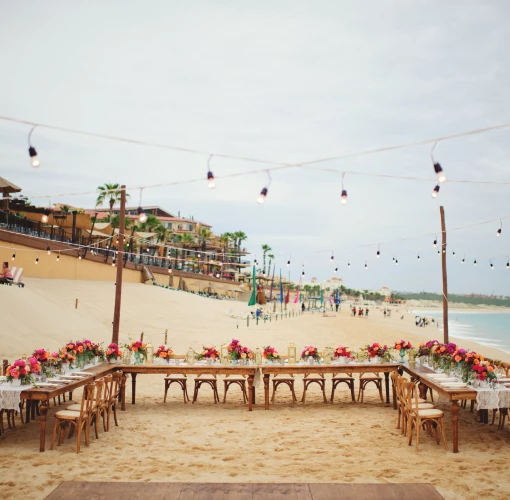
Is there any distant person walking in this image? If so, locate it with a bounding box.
[365,307,369,318]
[358,307,363,317]
[352,306,356,317]
[301,302,305,313]
[383,308,387,319]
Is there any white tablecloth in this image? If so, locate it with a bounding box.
[476,386,510,410]
[0,382,34,411]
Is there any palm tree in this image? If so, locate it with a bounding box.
[101,214,132,230]
[154,224,169,257]
[197,228,213,273]
[267,253,275,277]
[261,244,272,274]
[180,232,196,271]
[96,183,128,219]
[172,233,183,270]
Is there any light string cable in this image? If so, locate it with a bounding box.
[1,118,510,201]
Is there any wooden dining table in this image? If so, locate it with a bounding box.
[402,362,477,453]
[18,364,117,452]
[119,362,400,412]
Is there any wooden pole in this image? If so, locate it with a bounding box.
[440,206,449,344]
[112,185,126,344]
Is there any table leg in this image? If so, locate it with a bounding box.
[384,372,390,404]
[39,400,49,452]
[264,374,270,410]
[121,373,127,411]
[247,375,254,411]
[451,400,460,453]
[131,373,137,405]
[25,400,31,424]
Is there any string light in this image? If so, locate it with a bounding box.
[11,251,15,261]
[112,258,116,267]
[417,253,420,260]
[347,262,350,268]
[452,251,456,257]
[474,259,477,266]
[497,220,502,237]
[41,214,48,223]
[78,252,82,260]
[257,171,271,204]
[207,155,215,189]
[46,245,51,255]
[376,245,380,258]
[35,252,39,265]
[432,185,440,198]
[341,172,348,205]
[334,267,338,273]
[302,270,305,276]
[431,142,446,183]
[433,237,437,248]
[137,188,147,223]
[216,272,221,278]
[395,259,399,265]
[168,267,172,274]
[365,261,368,270]
[56,252,60,262]
[490,260,494,270]
[330,252,334,263]
[461,255,465,264]
[28,126,40,168]
[392,256,395,262]
[286,255,291,267]
[507,260,509,269]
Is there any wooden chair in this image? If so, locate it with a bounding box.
[50,383,96,453]
[358,371,384,403]
[106,371,122,431]
[301,373,327,403]
[330,371,356,403]
[192,375,220,404]
[67,379,105,440]
[395,376,434,435]
[223,375,248,404]
[271,374,297,403]
[164,374,190,403]
[403,381,447,451]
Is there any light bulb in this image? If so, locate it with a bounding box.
[287,260,290,267]
[112,259,116,267]
[433,239,437,248]
[46,246,51,255]
[302,271,305,276]
[474,259,477,266]
[78,254,82,260]
[207,171,215,189]
[330,255,334,263]
[29,146,40,168]
[137,207,147,223]
[35,257,39,265]
[216,273,220,278]
[461,258,465,264]
[497,228,502,237]
[334,267,338,273]
[365,262,368,270]
[506,261,509,269]
[395,260,399,265]
[257,187,268,204]
[432,185,440,198]
[452,251,456,257]
[56,254,60,262]
[347,262,350,268]
[376,250,380,258]
[168,268,172,274]
[11,252,15,261]
[490,263,494,270]
[417,255,420,260]
[197,253,200,258]
[434,162,446,183]
[341,189,348,205]
[41,214,48,223]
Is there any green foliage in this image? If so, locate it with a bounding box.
[398,292,510,307]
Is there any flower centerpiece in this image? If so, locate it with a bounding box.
[263,346,281,363]
[334,346,352,364]
[6,358,41,385]
[228,339,243,363]
[59,345,76,370]
[366,343,388,363]
[196,346,220,364]
[154,345,173,363]
[301,345,320,365]
[82,340,103,364]
[240,346,253,365]
[129,340,147,364]
[462,351,484,383]
[472,360,497,386]
[394,340,412,362]
[431,342,457,372]
[105,343,123,362]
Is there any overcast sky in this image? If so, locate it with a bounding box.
[1,1,509,295]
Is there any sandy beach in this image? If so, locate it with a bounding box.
[1,279,510,500]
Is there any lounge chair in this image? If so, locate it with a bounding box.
[0,267,25,287]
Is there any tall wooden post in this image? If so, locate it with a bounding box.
[112,185,126,344]
[440,206,449,344]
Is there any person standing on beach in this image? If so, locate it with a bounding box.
[352,306,356,317]
[384,308,387,319]
[301,302,305,313]
[365,307,369,318]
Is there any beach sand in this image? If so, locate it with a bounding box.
[1,279,510,500]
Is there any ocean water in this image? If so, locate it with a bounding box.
[411,311,510,354]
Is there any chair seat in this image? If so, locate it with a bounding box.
[360,376,382,380]
[55,410,82,419]
[304,374,325,380]
[66,404,81,411]
[196,375,216,380]
[273,375,294,381]
[164,375,187,380]
[224,376,246,382]
[415,403,435,410]
[416,409,443,417]
[332,375,354,380]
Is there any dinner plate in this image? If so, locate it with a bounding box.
[71,372,93,376]
[47,378,69,384]
[443,384,468,388]
[34,383,59,388]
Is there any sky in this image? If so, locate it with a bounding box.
[1,0,509,295]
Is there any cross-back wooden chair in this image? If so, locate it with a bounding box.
[331,371,356,403]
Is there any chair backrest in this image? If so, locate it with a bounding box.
[94,379,105,408]
[110,371,122,402]
[79,383,96,416]
[103,375,114,403]
[402,381,419,414]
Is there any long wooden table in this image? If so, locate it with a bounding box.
[120,362,400,412]
[402,362,477,453]
[19,364,117,452]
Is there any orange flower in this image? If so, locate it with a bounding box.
[241,353,246,358]
[248,353,253,359]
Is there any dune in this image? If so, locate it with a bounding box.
[1,279,510,500]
